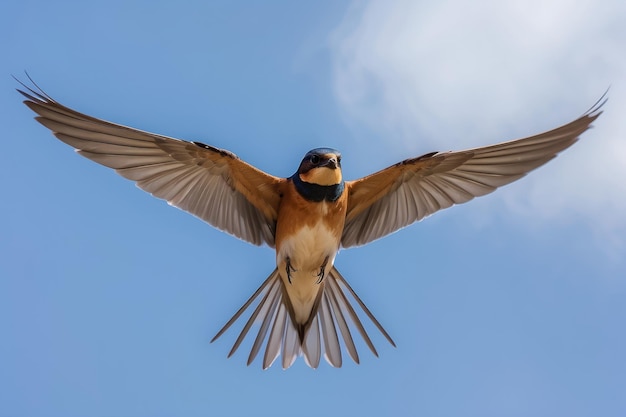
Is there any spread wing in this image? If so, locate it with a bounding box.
[19,81,283,247]
[342,97,605,248]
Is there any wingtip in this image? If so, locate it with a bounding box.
[14,71,54,103]
[585,88,609,118]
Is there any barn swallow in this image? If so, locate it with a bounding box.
[17,78,605,369]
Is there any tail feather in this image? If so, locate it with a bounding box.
[211,266,395,369]
[324,280,359,364]
[264,302,287,367]
[224,275,280,358]
[328,268,397,350]
[319,292,342,367]
[247,280,281,366]
[282,318,300,369]
[210,270,278,345]
[302,315,321,368]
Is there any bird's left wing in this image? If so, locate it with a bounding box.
[342,98,605,248]
[19,82,283,247]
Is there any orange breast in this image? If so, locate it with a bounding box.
[275,181,347,255]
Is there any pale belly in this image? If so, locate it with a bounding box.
[276,221,340,324]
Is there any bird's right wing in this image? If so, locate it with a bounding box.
[19,81,283,246]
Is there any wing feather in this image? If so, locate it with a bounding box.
[19,83,283,246]
[342,98,605,247]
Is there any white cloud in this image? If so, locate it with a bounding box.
[330,0,626,249]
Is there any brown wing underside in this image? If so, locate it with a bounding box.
[342,97,605,247]
[19,82,284,246]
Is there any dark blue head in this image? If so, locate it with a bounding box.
[296,148,342,182]
[292,148,344,202]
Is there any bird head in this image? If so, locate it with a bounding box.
[296,148,342,186]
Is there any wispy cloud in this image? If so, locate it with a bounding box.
[329,0,626,249]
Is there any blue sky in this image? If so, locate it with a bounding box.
[1,0,625,416]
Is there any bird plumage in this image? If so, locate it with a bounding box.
[17,78,605,369]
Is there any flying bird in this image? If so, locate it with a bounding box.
[17,79,604,370]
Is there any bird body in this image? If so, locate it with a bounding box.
[17,78,605,369]
[276,151,346,326]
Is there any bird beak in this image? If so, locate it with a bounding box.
[322,158,338,169]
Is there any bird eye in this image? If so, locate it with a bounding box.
[310,155,320,164]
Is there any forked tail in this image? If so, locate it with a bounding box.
[211,267,396,369]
